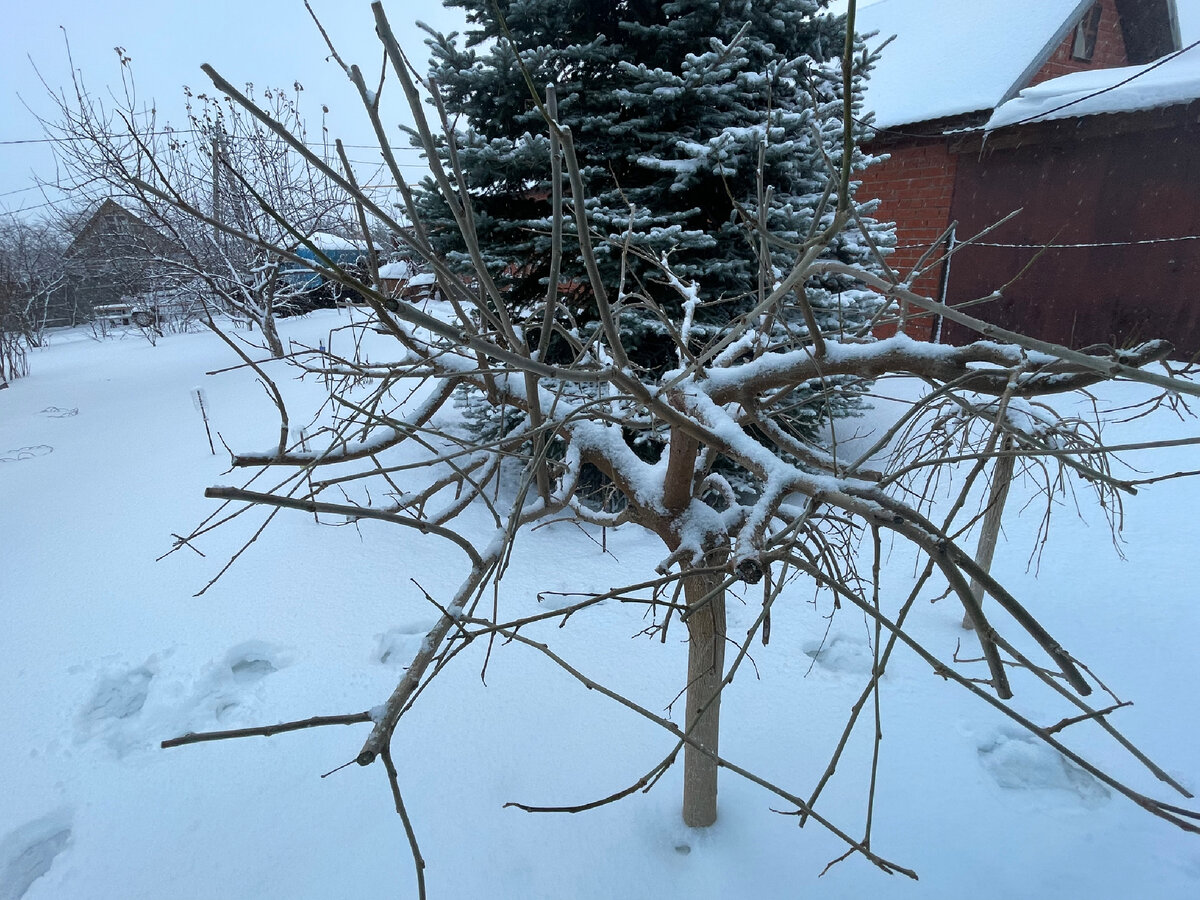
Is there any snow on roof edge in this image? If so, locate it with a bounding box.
[377,260,413,279]
[986,47,1200,129]
[306,231,366,252]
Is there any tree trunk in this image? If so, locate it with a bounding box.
[261,312,285,359]
[963,438,1015,630]
[682,559,727,828]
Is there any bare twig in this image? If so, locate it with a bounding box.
[162,711,372,748]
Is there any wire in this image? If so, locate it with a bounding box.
[0,184,49,198]
[978,235,1200,249]
[896,233,1200,251]
[0,196,64,215]
[5,29,1195,149]
[0,130,427,152]
[5,28,1194,217]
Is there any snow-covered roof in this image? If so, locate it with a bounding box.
[858,0,1094,128]
[307,231,365,252]
[377,260,414,280]
[408,272,437,286]
[986,47,1200,129]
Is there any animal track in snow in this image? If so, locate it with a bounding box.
[0,810,72,900]
[75,644,289,750]
[228,646,280,683]
[80,666,153,722]
[977,729,1110,806]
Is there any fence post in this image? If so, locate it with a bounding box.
[964,435,1014,630]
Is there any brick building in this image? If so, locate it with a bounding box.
[855,0,1189,347]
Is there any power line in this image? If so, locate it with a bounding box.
[6,35,1195,213]
[0,196,64,215]
[6,31,1195,150]
[0,184,50,198]
[977,235,1200,249]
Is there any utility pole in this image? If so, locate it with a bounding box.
[212,135,221,241]
[212,127,227,242]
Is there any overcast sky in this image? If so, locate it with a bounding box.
[0,0,471,216]
[2,0,1198,218]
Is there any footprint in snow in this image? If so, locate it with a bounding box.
[80,666,153,722]
[0,810,72,900]
[73,645,290,750]
[226,642,281,683]
[0,446,53,464]
[977,729,1110,807]
[374,625,434,666]
[192,641,288,725]
[802,635,875,675]
[75,663,158,754]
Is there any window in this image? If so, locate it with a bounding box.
[102,214,130,236]
[1071,3,1103,62]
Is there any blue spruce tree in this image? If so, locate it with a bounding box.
[421,0,891,430]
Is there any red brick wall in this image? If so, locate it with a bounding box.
[941,112,1200,354]
[858,142,958,338]
[1028,0,1129,86]
[859,143,958,281]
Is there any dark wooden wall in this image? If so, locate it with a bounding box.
[941,105,1200,358]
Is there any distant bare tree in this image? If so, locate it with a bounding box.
[42,47,361,358]
[149,2,1198,895]
[0,214,68,382]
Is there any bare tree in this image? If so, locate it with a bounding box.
[42,48,361,358]
[152,2,1199,893]
[0,214,68,382]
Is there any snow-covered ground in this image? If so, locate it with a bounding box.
[2,311,1198,899]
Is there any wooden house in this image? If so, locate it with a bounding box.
[62,199,180,320]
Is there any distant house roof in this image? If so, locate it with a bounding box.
[858,0,1182,129]
[987,47,1200,129]
[64,198,182,271]
[65,198,160,257]
[305,231,366,252]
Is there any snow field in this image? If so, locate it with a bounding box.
[1,310,1198,898]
